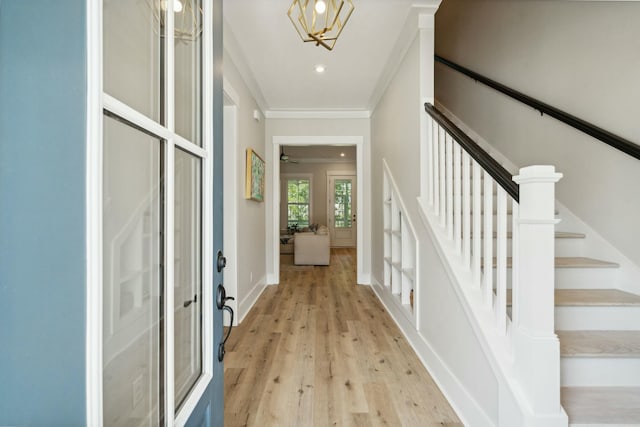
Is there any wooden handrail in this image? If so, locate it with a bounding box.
[435,55,640,161]
[425,103,519,202]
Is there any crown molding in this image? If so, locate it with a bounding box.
[223,17,268,112]
[368,2,441,112]
[265,110,371,119]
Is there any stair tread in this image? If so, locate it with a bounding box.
[506,289,640,307]
[562,386,640,424]
[484,257,619,268]
[554,257,619,268]
[558,330,640,358]
[555,289,640,307]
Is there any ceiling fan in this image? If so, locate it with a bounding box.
[280,146,299,163]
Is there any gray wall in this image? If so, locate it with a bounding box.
[371,36,421,284]
[223,53,267,313]
[435,0,640,266]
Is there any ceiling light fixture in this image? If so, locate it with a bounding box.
[340,152,345,157]
[315,0,327,14]
[287,0,355,51]
[315,65,325,73]
[150,0,202,42]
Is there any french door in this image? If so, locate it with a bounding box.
[327,174,357,247]
[99,0,224,426]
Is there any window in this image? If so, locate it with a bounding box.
[287,178,311,229]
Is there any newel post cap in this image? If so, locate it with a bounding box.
[513,165,563,185]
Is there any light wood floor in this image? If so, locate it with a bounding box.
[224,248,461,427]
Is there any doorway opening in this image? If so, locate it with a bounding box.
[278,145,357,274]
[268,136,367,284]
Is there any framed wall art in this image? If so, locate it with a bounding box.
[245,148,265,202]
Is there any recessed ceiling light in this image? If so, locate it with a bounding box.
[315,65,325,73]
[340,152,345,157]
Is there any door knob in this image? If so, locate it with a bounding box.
[217,250,227,272]
[216,284,235,310]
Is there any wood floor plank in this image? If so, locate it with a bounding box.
[224,248,461,426]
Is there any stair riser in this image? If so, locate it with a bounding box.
[491,268,616,289]
[555,269,620,289]
[482,238,583,257]
[556,307,640,331]
[561,357,640,387]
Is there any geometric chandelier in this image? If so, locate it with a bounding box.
[287,0,355,51]
[149,0,203,42]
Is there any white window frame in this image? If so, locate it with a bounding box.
[86,1,214,426]
[281,173,313,231]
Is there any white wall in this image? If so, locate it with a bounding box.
[280,161,356,229]
[223,52,266,322]
[371,33,502,425]
[435,0,640,267]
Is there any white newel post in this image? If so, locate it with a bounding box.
[512,166,567,424]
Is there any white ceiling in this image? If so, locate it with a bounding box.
[223,0,420,112]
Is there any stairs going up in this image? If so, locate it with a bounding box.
[551,237,639,425]
[500,220,640,426]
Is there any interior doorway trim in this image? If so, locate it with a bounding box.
[223,77,240,326]
[268,135,369,285]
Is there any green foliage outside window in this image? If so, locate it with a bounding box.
[287,179,310,228]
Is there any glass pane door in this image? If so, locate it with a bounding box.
[102,0,211,424]
[102,115,163,427]
[174,148,203,411]
[103,0,163,123]
[329,175,357,247]
[334,179,352,229]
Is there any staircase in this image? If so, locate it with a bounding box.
[422,103,640,426]
[502,228,640,426]
[553,247,640,425]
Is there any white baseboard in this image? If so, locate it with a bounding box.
[370,278,495,427]
[237,276,267,325]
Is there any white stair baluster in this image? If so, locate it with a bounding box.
[511,200,519,326]
[496,187,507,334]
[453,143,462,254]
[428,118,435,208]
[472,161,482,286]
[439,127,446,223]
[483,171,493,306]
[446,134,453,238]
[462,151,471,269]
